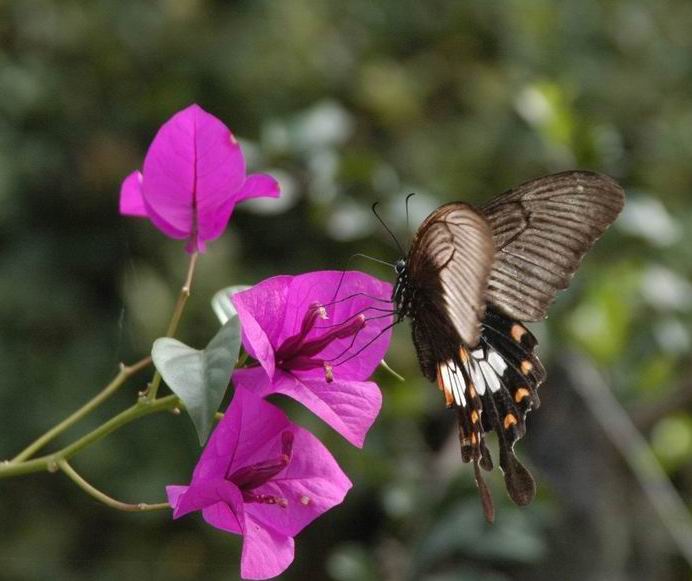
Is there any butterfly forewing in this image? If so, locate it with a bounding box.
[481,170,625,321]
[407,203,495,346]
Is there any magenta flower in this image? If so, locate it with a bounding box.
[167,388,351,580]
[119,104,280,253]
[231,271,393,448]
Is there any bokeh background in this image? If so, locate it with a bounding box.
[2,1,692,580]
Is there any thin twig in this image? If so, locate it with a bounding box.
[146,252,199,401]
[58,459,169,512]
[566,352,692,567]
[11,357,152,462]
[0,395,180,479]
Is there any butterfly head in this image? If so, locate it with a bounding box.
[394,258,406,275]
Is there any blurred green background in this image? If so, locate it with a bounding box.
[2,1,692,580]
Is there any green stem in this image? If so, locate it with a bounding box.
[12,357,152,462]
[58,459,169,512]
[0,395,180,479]
[236,349,249,368]
[146,252,199,401]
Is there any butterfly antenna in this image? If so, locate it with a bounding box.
[372,202,405,256]
[405,193,416,240]
[350,253,396,269]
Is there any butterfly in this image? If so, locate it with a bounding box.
[392,170,625,522]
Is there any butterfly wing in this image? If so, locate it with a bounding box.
[407,202,495,347]
[481,170,625,321]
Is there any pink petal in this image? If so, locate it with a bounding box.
[234,367,382,448]
[167,479,243,534]
[191,114,247,247]
[224,387,294,472]
[141,104,246,251]
[232,276,293,378]
[233,307,276,380]
[165,485,188,508]
[240,515,294,580]
[203,174,280,246]
[189,397,244,482]
[141,106,199,237]
[119,171,147,217]
[243,412,352,536]
[235,173,281,204]
[201,482,245,535]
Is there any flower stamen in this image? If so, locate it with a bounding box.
[276,303,328,360]
[276,303,368,383]
[324,363,334,383]
[227,431,294,490]
[243,492,289,507]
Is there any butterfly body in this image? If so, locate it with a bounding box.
[394,171,625,521]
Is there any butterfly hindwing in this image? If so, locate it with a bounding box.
[480,309,545,412]
[428,308,544,512]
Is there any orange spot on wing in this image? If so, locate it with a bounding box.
[515,387,531,403]
[443,387,454,407]
[521,360,533,375]
[511,324,527,342]
[503,413,518,430]
[471,410,480,424]
[459,348,469,363]
[437,363,454,407]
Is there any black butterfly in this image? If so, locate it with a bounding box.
[392,170,625,522]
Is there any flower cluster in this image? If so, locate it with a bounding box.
[121,105,393,579]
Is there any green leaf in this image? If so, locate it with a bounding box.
[211,285,251,325]
[151,316,242,444]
